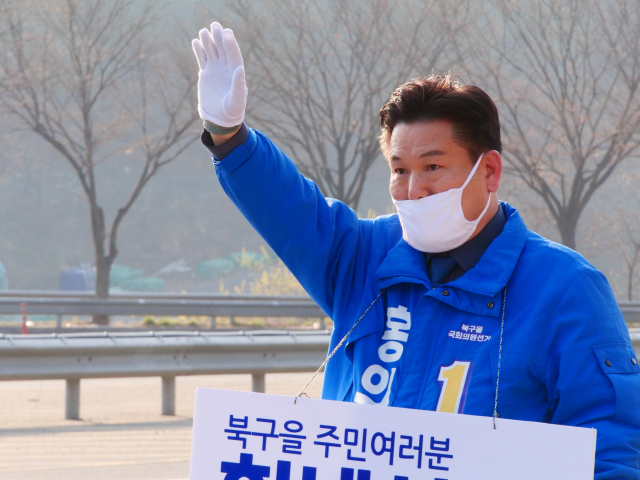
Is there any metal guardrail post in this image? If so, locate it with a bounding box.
[65,379,80,420]
[162,376,176,416]
[209,316,217,330]
[252,373,265,393]
[56,314,63,331]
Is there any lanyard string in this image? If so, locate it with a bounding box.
[293,290,383,406]
[493,286,507,429]
[294,285,507,432]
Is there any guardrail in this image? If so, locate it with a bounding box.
[0,296,325,317]
[1,326,639,421]
[0,292,327,332]
[618,302,640,324]
[0,292,638,326]
[0,290,319,301]
[0,330,331,420]
[1,292,638,422]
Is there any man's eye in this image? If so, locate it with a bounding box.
[427,164,440,171]
[394,168,407,175]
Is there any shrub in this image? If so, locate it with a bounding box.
[195,258,236,279]
[110,264,165,292]
[249,261,305,295]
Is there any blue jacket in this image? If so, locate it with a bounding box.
[212,128,640,478]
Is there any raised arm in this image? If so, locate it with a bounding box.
[191,23,382,318]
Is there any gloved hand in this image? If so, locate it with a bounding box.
[192,22,247,128]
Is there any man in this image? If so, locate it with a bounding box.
[192,23,640,478]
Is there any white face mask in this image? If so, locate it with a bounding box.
[392,153,491,253]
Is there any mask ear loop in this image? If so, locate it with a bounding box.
[460,152,486,190]
[293,290,384,406]
[460,152,492,225]
[493,286,507,429]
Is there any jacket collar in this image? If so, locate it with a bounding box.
[424,203,506,273]
[375,202,529,297]
[375,237,431,289]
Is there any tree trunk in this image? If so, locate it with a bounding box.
[557,212,579,251]
[92,257,112,325]
[90,203,111,325]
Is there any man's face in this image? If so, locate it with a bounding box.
[388,120,501,223]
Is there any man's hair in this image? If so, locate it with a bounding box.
[378,75,501,161]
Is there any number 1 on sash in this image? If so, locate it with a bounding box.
[436,361,473,414]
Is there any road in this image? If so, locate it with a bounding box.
[0,373,324,480]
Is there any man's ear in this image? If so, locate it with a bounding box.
[484,150,502,193]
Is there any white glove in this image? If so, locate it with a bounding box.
[192,22,247,128]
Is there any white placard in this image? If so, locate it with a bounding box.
[189,388,596,480]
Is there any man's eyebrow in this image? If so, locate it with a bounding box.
[419,149,445,158]
[390,149,446,162]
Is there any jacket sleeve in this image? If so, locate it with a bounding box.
[544,267,640,479]
[211,128,373,321]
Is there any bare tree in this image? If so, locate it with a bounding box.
[604,194,640,301]
[219,0,469,210]
[477,0,640,250]
[0,0,199,323]
[620,227,640,302]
